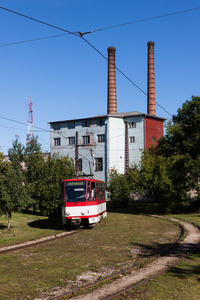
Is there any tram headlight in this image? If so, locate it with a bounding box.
[81,211,86,215]
[66,211,71,216]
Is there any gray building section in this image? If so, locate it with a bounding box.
[49,111,153,182]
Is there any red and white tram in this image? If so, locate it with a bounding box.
[61,178,107,228]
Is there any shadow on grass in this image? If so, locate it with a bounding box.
[107,201,163,215]
[131,241,176,258]
[132,241,200,281]
[168,248,200,281]
[0,223,7,230]
[28,217,63,231]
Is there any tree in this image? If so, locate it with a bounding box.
[0,152,31,229]
[158,96,200,204]
[107,169,130,208]
[35,153,75,215]
[134,146,190,212]
[24,137,75,215]
[24,137,45,211]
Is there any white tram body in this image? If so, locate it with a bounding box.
[61,178,107,227]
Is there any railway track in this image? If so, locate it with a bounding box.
[49,217,200,300]
[0,229,81,255]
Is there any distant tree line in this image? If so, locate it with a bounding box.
[0,137,75,229]
[107,96,200,213]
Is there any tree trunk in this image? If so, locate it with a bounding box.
[7,213,11,230]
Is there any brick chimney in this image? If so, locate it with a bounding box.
[107,46,117,114]
[147,41,156,116]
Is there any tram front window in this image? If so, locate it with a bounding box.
[65,181,86,202]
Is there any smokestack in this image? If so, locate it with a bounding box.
[107,47,117,114]
[147,41,156,116]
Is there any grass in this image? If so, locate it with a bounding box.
[0,211,63,246]
[0,209,180,300]
[114,210,200,300]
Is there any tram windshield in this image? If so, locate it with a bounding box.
[64,181,86,202]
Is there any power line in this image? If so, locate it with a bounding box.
[0,33,71,47]
[0,115,49,132]
[0,6,78,36]
[0,6,174,117]
[92,6,200,32]
[0,124,46,132]
[1,7,200,47]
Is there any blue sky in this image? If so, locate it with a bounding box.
[0,0,199,154]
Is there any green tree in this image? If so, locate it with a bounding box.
[107,169,130,208]
[36,153,74,215]
[24,137,45,211]
[8,136,25,171]
[158,96,200,204]
[135,146,190,212]
[0,153,31,229]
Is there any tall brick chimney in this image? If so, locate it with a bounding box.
[147,41,156,116]
[107,46,117,114]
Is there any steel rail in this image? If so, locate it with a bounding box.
[49,217,186,300]
[0,229,83,255]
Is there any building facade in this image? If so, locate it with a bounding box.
[49,112,164,182]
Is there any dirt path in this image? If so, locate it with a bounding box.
[73,220,200,300]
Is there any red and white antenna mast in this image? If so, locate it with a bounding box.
[26,97,36,144]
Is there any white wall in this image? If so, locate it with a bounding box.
[107,117,125,174]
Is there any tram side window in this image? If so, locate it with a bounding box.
[96,183,105,201]
[91,181,96,201]
[87,181,91,201]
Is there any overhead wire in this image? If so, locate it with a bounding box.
[92,6,200,32]
[0,115,49,132]
[1,6,200,47]
[0,124,47,132]
[0,5,180,117]
[0,33,71,47]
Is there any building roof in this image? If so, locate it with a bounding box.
[49,111,165,124]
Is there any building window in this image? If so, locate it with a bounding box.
[97,134,105,143]
[152,137,156,142]
[130,136,135,143]
[82,120,90,127]
[68,122,75,129]
[129,122,136,128]
[68,137,75,145]
[53,123,60,130]
[82,135,90,145]
[90,119,97,127]
[54,138,61,146]
[99,119,104,126]
[95,158,103,171]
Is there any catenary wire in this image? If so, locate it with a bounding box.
[0,124,46,132]
[0,115,49,132]
[0,33,71,47]
[1,6,200,47]
[92,6,200,32]
[0,5,173,117]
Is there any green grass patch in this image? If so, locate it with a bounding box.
[0,211,180,300]
[0,211,63,246]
